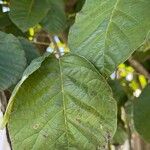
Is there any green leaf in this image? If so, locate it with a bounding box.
[112,124,128,145]
[138,31,150,52]
[9,0,50,32]
[0,91,7,125]
[109,80,127,106]
[75,0,86,12]
[133,85,150,142]
[0,91,7,114]
[1,53,50,128]
[0,11,11,30]
[41,0,67,34]
[3,23,24,36]
[68,0,150,75]
[19,37,40,65]
[8,54,117,150]
[0,31,26,91]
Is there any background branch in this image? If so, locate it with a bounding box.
[128,57,150,81]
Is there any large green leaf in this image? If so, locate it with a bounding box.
[9,0,50,32]
[0,31,26,91]
[133,85,150,142]
[68,0,150,75]
[41,0,67,34]
[8,54,117,150]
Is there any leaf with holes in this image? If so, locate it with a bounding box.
[0,31,26,91]
[8,54,117,150]
[68,0,150,75]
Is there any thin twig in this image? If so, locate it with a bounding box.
[31,41,50,46]
[128,57,150,81]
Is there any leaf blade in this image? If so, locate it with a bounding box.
[8,54,117,149]
[0,31,26,91]
[68,0,150,75]
[9,0,50,31]
[133,85,150,142]
[41,0,67,34]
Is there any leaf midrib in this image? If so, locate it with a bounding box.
[103,0,120,69]
[58,59,69,148]
[28,0,34,17]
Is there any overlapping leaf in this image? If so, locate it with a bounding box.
[134,85,150,142]
[0,31,26,91]
[41,0,67,34]
[9,0,50,32]
[8,54,117,150]
[68,0,150,75]
[109,80,127,106]
[112,124,128,145]
[19,37,40,65]
[0,10,11,30]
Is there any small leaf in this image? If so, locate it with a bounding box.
[133,85,150,142]
[68,0,150,75]
[9,0,50,32]
[8,54,117,150]
[112,124,128,145]
[109,80,127,106]
[19,37,40,64]
[41,0,67,34]
[0,31,26,91]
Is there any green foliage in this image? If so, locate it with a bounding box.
[109,80,127,106]
[2,53,50,128]
[18,37,40,64]
[9,0,50,32]
[8,54,117,149]
[0,31,26,91]
[0,0,150,149]
[0,10,11,30]
[68,0,150,75]
[112,124,128,145]
[41,0,67,34]
[134,85,150,142]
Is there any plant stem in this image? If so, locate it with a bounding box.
[31,41,50,46]
[128,57,150,81]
